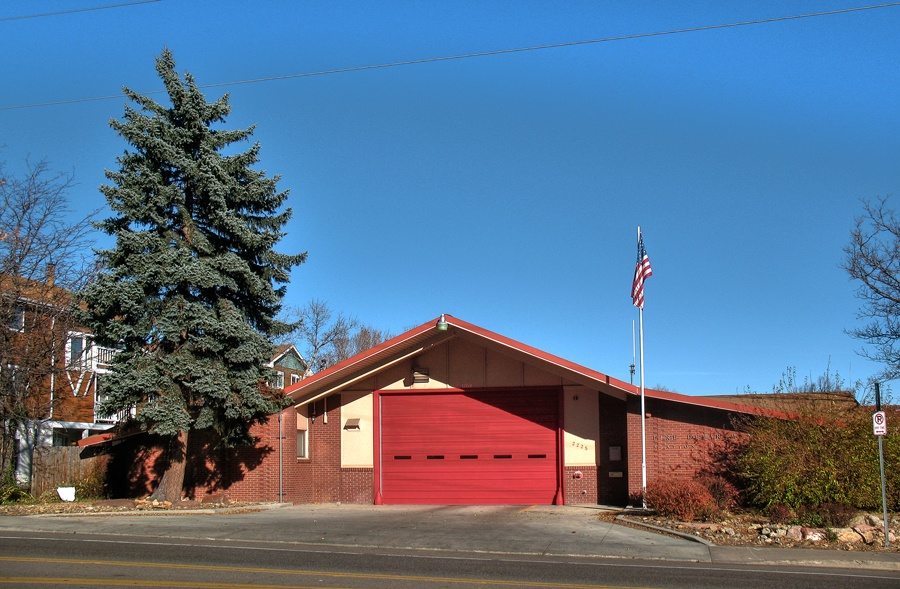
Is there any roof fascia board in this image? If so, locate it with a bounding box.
[285,320,438,396]
[292,334,455,408]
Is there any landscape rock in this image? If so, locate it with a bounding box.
[785,526,803,541]
[854,525,877,544]
[801,528,825,542]
[834,528,862,544]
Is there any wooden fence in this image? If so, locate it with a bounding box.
[31,446,105,498]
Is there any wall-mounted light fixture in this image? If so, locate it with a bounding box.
[436,314,448,331]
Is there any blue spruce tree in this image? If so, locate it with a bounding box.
[81,50,306,500]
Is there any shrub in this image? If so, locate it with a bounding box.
[74,465,106,500]
[0,481,33,505]
[733,406,900,510]
[696,474,740,511]
[645,478,717,522]
[795,505,824,527]
[765,503,794,524]
[811,502,857,528]
[0,470,33,504]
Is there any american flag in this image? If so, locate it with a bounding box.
[631,229,653,309]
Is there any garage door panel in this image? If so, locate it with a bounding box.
[379,389,561,505]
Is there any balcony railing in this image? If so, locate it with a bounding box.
[94,346,117,368]
[68,345,119,373]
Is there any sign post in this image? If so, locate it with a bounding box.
[874,383,890,548]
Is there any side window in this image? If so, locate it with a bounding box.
[296,406,309,459]
[275,371,285,389]
[7,305,25,331]
[290,373,300,385]
[67,333,91,370]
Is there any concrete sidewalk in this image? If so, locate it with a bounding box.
[1,504,898,571]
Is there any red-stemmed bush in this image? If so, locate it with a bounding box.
[645,478,718,522]
[696,474,740,511]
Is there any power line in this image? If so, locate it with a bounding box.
[0,0,160,22]
[3,1,899,111]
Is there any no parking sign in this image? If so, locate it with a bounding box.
[873,411,887,436]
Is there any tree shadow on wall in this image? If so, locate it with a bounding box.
[103,432,168,498]
[183,430,273,498]
[102,430,273,499]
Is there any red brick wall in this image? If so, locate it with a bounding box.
[626,396,746,502]
[109,395,383,504]
[53,372,97,424]
[202,409,298,503]
[108,409,300,503]
[293,396,342,503]
[564,465,597,504]
[341,468,374,503]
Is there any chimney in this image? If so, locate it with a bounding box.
[46,263,56,286]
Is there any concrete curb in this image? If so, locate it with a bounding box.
[615,515,900,571]
[615,514,717,547]
[20,502,293,518]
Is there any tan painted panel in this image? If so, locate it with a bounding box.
[485,348,523,387]
[340,391,374,468]
[375,339,567,391]
[422,345,451,383]
[563,386,599,466]
[448,338,486,388]
[376,362,410,390]
[524,362,564,387]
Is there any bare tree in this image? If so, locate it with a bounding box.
[844,197,900,381]
[281,300,390,372]
[350,325,392,357]
[0,160,96,480]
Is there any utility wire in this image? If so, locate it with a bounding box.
[2,1,899,111]
[0,0,160,22]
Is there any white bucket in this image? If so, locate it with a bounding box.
[57,486,76,502]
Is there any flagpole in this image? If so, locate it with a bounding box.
[637,226,647,509]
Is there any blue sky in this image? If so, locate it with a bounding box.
[3,1,899,395]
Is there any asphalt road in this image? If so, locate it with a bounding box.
[2,530,899,589]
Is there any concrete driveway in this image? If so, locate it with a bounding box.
[0,504,709,561]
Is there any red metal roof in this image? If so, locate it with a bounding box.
[76,432,115,447]
[285,314,775,417]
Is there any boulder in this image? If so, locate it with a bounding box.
[834,528,862,544]
[801,528,826,542]
[785,526,803,541]
[853,525,877,544]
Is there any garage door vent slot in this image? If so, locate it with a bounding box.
[493,454,512,459]
[394,455,412,460]
[528,454,547,459]
[426,455,445,460]
[460,455,478,460]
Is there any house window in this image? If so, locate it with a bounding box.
[52,428,83,447]
[290,373,300,385]
[67,333,91,370]
[7,305,24,331]
[1,364,20,389]
[271,370,284,389]
[296,406,309,459]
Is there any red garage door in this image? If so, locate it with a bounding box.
[378,389,561,504]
